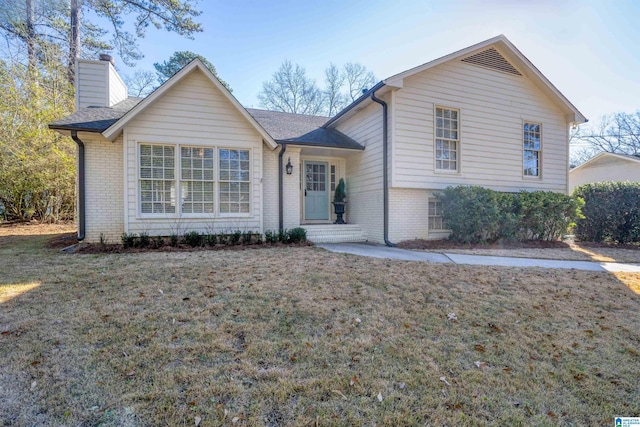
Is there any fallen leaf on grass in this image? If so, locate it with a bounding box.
[305,341,313,348]
[194,415,202,426]
[447,313,458,321]
[474,361,487,369]
[440,376,451,386]
[474,344,485,352]
[158,289,163,295]
[232,416,243,423]
[126,371,135,377]
[30,381,36,391]
[349,376,358,386]
[377,392,383,402]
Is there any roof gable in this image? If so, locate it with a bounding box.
[384,35,586,125]
[570,152,640,173]
[102,59,278,149]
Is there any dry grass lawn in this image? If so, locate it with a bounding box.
[1,225,639,426]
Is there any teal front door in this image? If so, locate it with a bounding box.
[304,161,329,221]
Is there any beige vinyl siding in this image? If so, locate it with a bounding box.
[337,100,386,243]
[393,60,569,193]
[124,69,264,236]
[76,60,108,108]
[108,64,128,106]
[80,132,124,242]
[569,156,640,193]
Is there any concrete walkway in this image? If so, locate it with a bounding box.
[316,242,640,272]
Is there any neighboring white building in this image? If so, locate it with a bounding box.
[50,35,586,244]
[569,152,640,193]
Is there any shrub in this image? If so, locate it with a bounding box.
[137,232,150,248]
[152,235,165,249]
[437,186,582,243]
[264,230,278,244]
[574,181,640,243]
[518,191,583,241]
[242,231,253,245]
[205,234,217,246]
[278,228,290,243]
[121,232,137,249]
[289,227,307,243]
[183,231,204,247]
[255,233,264,245]
[436,186,502,243]
[99,233,108,248]
[334,178,346,203]
[169,234,179,247]
[230,230,242,245]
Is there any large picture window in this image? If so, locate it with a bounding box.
[138,144,250,216]
[523,122,541,177]
[435,107,459,171]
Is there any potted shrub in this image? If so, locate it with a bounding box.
[332,178,347,224]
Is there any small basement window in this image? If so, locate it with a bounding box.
[428,199,444,230]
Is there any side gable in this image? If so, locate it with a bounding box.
[384,35,587,125]
[102,59,278,149]
[570,152,640,174]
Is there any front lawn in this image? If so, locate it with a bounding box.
[1,226,639,425]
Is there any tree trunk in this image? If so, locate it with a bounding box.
[68,0,81,84]
[25,0,36,72]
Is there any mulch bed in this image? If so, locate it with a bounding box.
[73,240,313,254]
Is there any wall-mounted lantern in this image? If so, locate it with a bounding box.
[285,157,293,175]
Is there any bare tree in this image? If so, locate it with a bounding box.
[123,70,156,97]
[571,111,640,165]
[344,62,376,102]
[258,60,324,115]
[324,63,346,116]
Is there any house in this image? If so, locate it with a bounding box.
[49,35,586,245]
[569,152,640,193]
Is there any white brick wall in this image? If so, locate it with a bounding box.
[262,147,279,231]
[389,188,449,242]
[283,148,301,230]
[81,133,124,242]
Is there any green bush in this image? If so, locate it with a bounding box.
[152,235,164,249]
[205,234,217,246]
[289,227,307,243]
[436,186,582,243]
[137,232,150,248]
[264,230,278,244]
[278,228,290,243]
[574,181,640,243]
[183,231,204,247]
[169,234,179,247]
[121,232,137,249]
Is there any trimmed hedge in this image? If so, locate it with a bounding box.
[436,186,583,243]
[573,181,640,243]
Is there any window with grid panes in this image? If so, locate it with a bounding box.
[219,149,250,214]
[139,144,176,214]
[428,199,444,230]
[435,107,459,171]
[523,122,541,177]
[180,147,214,213]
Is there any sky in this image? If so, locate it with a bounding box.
[109,0,639,125]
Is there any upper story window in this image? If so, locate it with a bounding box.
[435,107,459,171]
[523,122,541,177]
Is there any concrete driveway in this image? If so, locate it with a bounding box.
[316,242,640,272]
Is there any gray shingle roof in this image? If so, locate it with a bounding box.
[48,97,143,132]
[246,108,364,150]
[49,101,364,150]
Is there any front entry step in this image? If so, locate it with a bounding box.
[303,224,367,244]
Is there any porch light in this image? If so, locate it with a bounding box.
[285,157,293,175]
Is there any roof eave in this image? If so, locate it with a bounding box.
[323,81,386,128]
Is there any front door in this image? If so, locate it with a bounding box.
[304,161,329,221]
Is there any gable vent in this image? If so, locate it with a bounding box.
[461,47,522,76]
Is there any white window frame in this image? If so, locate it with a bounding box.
[523,121,542,178]
[428,198,445,231]
[218,147,252,217]
[434,106,460,173]
[137,142,252,219]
